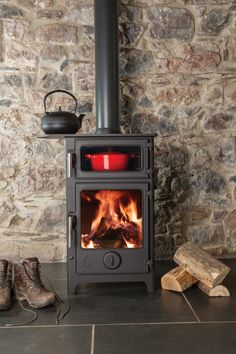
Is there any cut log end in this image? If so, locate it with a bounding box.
[198,282,230,297]
[161,266,198,292]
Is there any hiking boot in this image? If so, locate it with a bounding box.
[0,260,12,310]
[14,258,56,309]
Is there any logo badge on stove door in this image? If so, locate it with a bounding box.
[80,256,92,269]
[103,252,121,270]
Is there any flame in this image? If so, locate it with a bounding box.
[81,190,142,249]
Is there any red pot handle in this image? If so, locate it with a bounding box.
[85,154,94,159]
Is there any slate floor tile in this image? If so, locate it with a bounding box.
[183,259,236,322]
[94,323,236,354]
[61,283,196,324]
[0,326,92,354]
[184,281,236,322]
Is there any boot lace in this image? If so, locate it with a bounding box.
[0,264,11,292]
[5,263,70,327]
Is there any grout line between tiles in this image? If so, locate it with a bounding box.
[95,321,236,326]
[1,321,236,329]
[182,293,200,322]
[90,325,95,354]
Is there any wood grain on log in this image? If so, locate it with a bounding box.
[198,282,230,297]
[161,266,198,292]
[173,242,230,288]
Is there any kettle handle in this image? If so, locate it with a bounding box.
[44,90,78,113]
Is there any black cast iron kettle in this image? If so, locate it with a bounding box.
[41,89,85,134]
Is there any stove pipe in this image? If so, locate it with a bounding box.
[95,0,120,134]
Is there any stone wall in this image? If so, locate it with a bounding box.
[0,0,236,261]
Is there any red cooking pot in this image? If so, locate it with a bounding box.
[85,152,135,171]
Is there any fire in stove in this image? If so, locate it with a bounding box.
[81,190,142,249]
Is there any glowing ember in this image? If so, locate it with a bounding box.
[81,190,142,249]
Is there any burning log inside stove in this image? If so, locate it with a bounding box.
[81,190,142,249]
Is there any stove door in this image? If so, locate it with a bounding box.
[73,182,151,275]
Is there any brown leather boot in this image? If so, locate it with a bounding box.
[0,260,12,310]
[14,258,56,309]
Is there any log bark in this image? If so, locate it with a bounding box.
[173,242,230,288]
[198,282,230,297]
[161,266,198,292]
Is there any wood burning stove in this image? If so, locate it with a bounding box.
[66,134,156,293]
[64,1,156,293]
[40,0,157,293]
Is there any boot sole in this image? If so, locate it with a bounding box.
[16,294,55,309]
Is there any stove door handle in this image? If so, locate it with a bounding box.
[68,215,76,248]
[67,152,76,178]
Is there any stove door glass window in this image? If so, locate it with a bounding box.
[81,146,141,172]
[81,190,143,249]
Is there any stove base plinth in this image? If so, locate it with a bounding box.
[67,270,156,294]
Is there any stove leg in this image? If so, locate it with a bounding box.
[68,279,77,295]
[145,280,155,293]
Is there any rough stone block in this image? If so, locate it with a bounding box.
[5,42,36,69]
[224,209,236,232]
[191,168,226,194]
[66,5,93,24]
[39,44,66,61]
[201,9,230,35]
[36,203,66,233]
[15,0,53,10]
[183,207,211,221]
[36,9,64,19]
[131,112,178,136]
[189,144,210,167]
[35,24,78,44]
[186,225,225,247]
[191,0,231,4]
[204,111,235,131]
[168,46,221,73]
[120,49,155,77]
[39,71,72,91]
[120,22,143,47]
[18,239,66,262]
[74,63,95,93]
[120,5,142,22]
[155,86,200,106]
[211,210,227,223]
[0,4,23,18]
[215,138,236,164]
[147,7,195,41]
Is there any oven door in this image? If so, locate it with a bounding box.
[73,182,150,275]
[74,137,152,180]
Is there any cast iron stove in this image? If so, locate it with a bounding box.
[41,0,157,293]
[66,133,156,294]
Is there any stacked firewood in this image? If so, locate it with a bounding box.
[161,243,231,297]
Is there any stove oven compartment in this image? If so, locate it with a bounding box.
[66,137,153,180]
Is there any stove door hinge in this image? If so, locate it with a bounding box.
[145,190,153,199]
[144,168,153,175]
[144,142,152,148]
[145,259,154,272]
